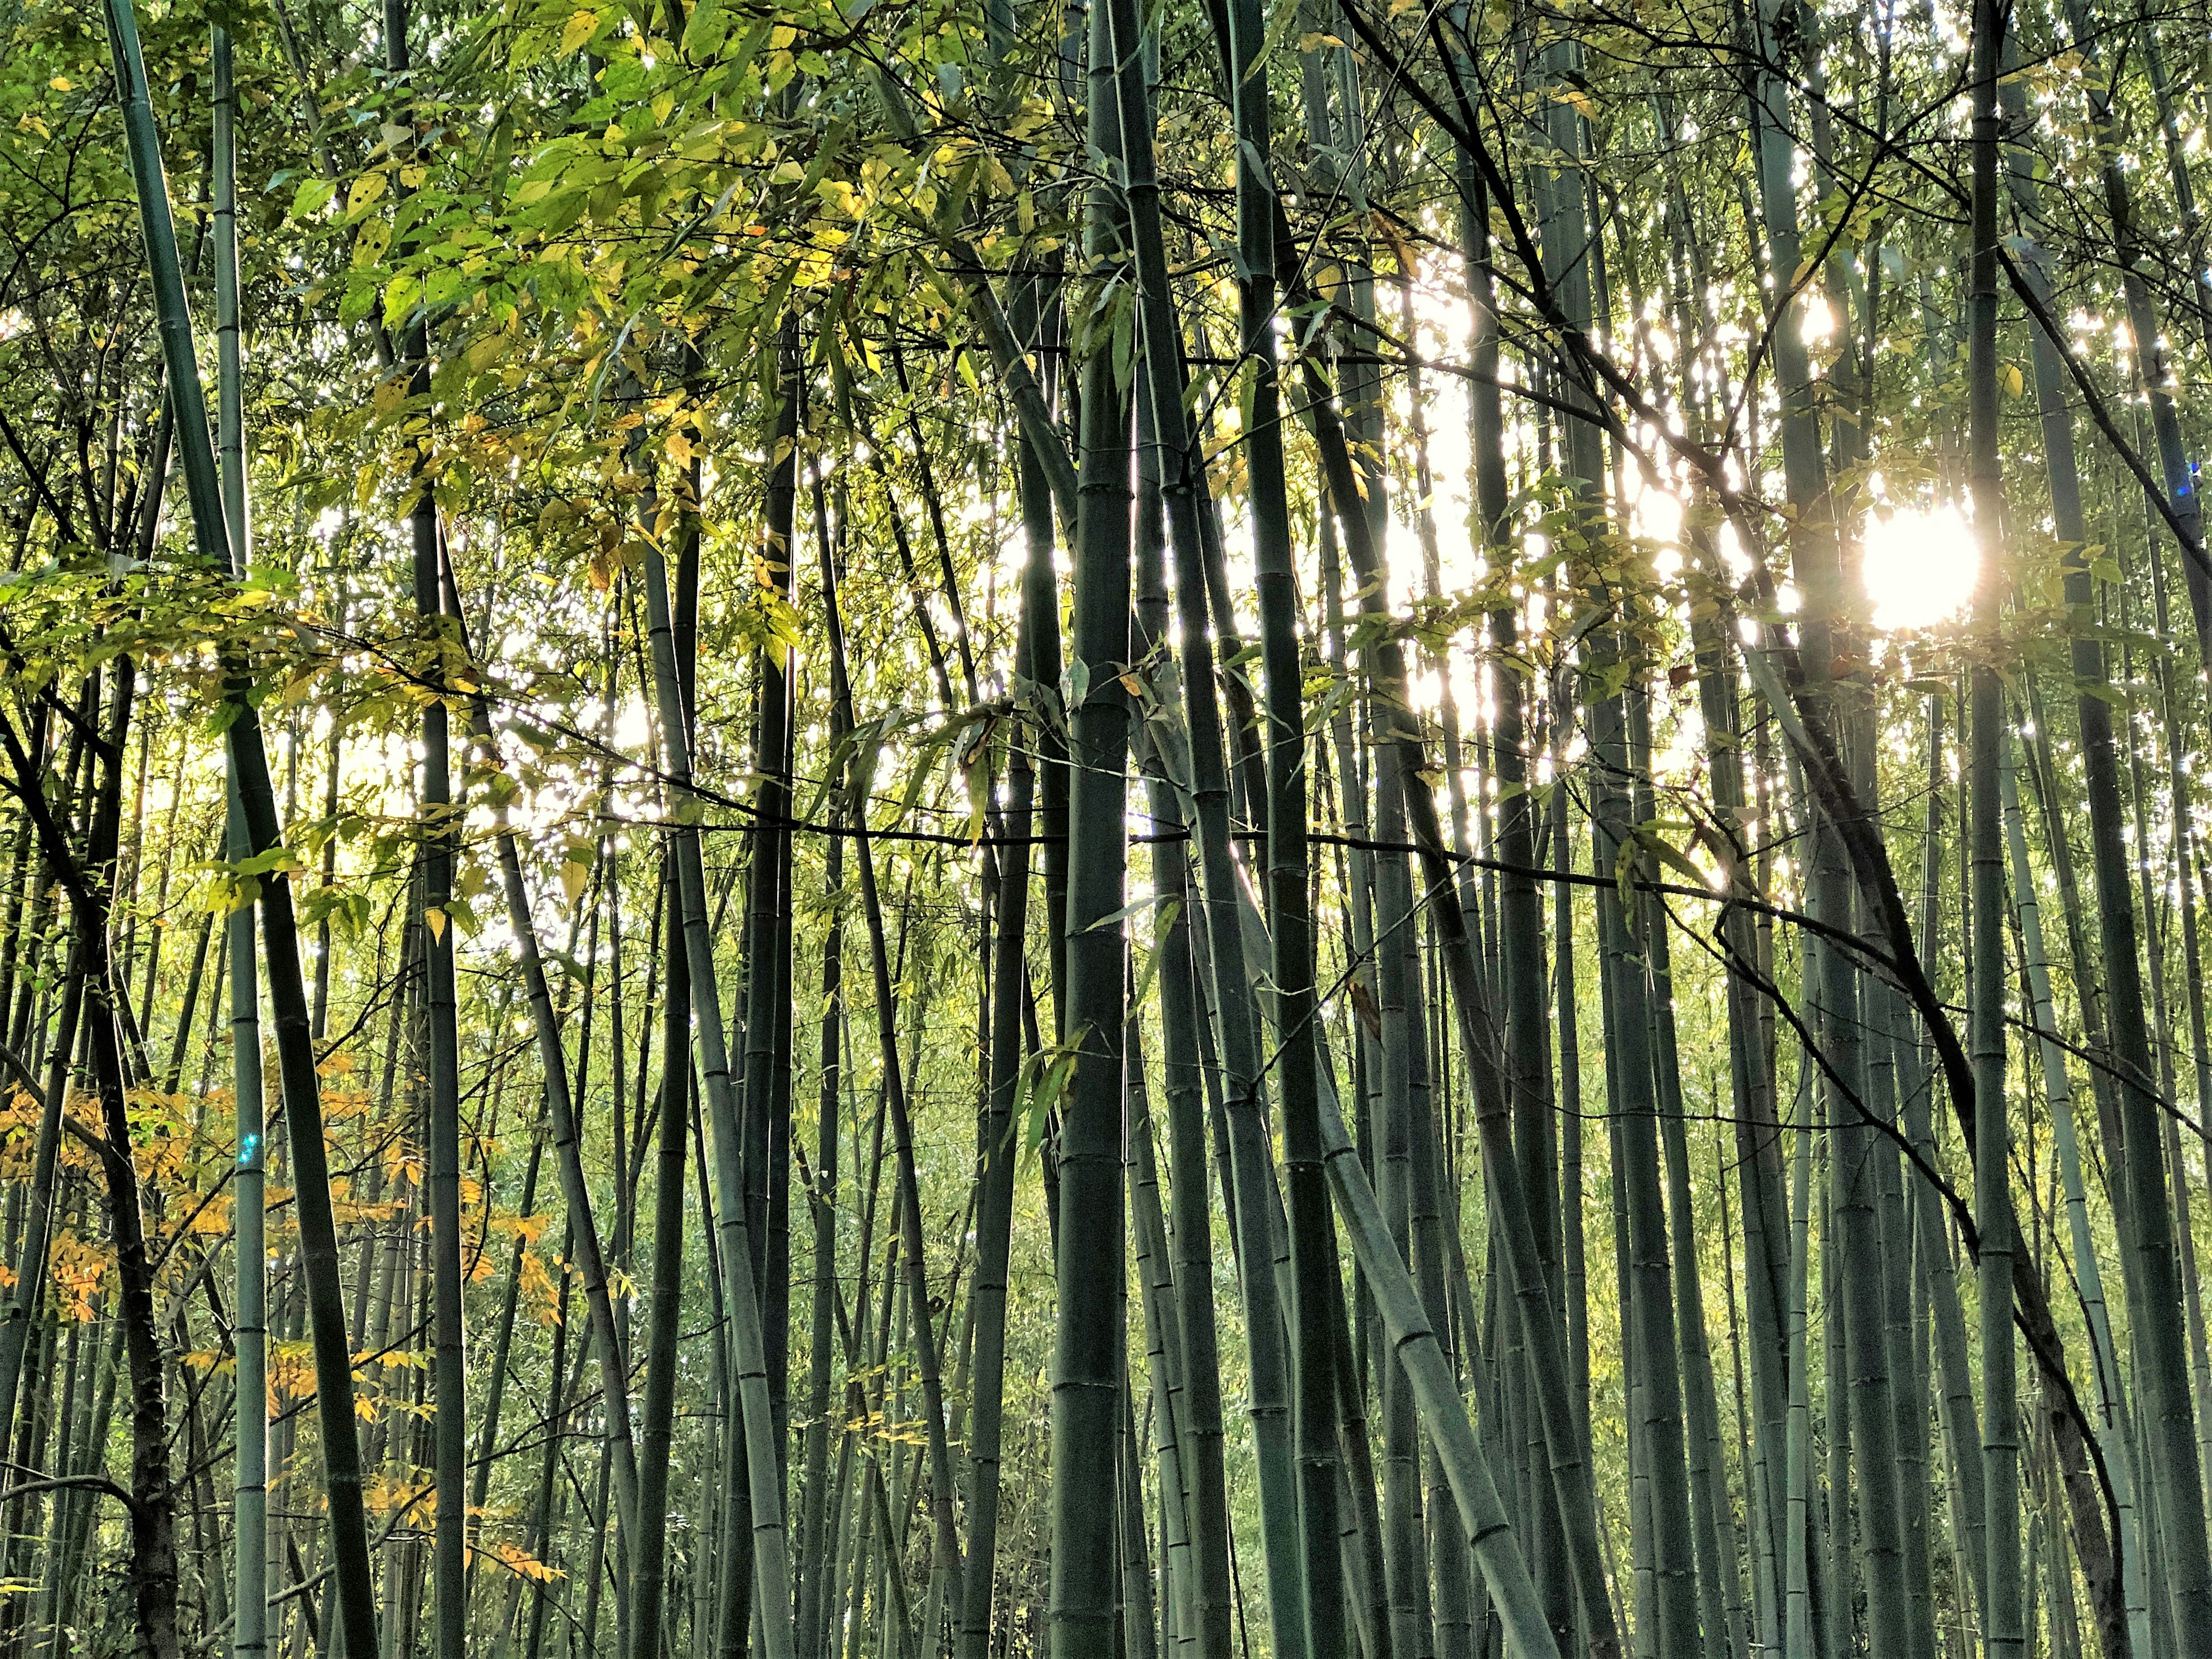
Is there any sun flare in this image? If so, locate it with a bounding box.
[1862,503,1979,631]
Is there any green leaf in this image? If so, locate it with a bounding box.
[1081,892,1168,934]
[1125,899,1181,1012]
[1021,1027,1089,1157]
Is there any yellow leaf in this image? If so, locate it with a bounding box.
[347,172,388,215]
[560,858,590,904]
[559,9,600,54]
[425,906,448,942]
[352,219,391,269]
[490,1541,567,1584]
[49,76,71,91]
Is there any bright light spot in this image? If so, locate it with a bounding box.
[613,698,653,751]
[1717,519,1751,579]
[1634,487,1683,546]
[1862,504,1978,630]
[1800,293,1836,343]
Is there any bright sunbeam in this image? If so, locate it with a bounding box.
[1862,503,1978,630]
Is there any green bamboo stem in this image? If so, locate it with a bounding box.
[1104,0,1301,1641]
[1313,1086,1559,1659]
[1046,0,1136,1646]
[1781,1063,1813,1659]
[103,2,378,1649]
[1967,5,2024,1635]
[2002,730,2150,1655]
[639,520,795,1659]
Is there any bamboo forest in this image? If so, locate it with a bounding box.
[22,0,2212,1652]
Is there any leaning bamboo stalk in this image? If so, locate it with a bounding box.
[422,491,644,1557]
[1310,378,1621,1659]
[1100,0,1304,1633]
[1313,1082,1558,1659]
[2001,736,2149,1653]
[850,788,966,1627]
[798,475,849,1659]
[483,725,639,1537]
[638,461,796,1659]
[102,3,378,1649]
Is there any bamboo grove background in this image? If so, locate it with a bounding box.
[5,0,2212,1652]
